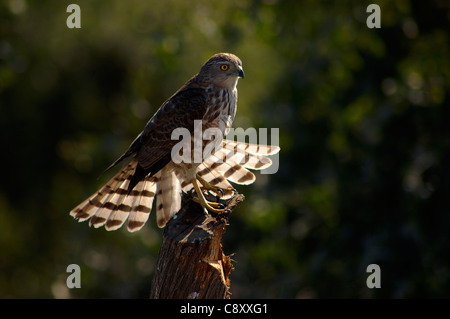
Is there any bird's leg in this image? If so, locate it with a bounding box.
[191,178,229,214]
[191,196,224,209]
[197,175,237,198]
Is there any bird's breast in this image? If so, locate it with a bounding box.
[205,88,237,132]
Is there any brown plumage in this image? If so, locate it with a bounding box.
[70,53,280,231]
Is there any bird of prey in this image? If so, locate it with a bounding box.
[70,53,280,232]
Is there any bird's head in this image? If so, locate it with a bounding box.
[198,53,244,89]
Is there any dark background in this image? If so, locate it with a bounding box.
[1,0,449,298]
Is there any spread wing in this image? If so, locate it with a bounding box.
[109,85,209,192]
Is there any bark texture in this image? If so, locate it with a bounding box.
[149,192,244,299]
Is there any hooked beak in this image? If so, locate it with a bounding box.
[236,67,245,78]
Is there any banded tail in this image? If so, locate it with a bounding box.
[70,139,280,231]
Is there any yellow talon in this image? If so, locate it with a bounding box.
[191,196,224,209]
[197,175,237,197]
[192,178,228,214]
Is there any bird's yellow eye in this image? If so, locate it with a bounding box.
[220,64,229,71]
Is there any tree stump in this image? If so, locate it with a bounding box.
[149,192,245,299]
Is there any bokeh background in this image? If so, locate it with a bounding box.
[1,0,449,298]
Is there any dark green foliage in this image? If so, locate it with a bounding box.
[0,0,449,298]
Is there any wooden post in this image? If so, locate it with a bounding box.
[149,192,245,299]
